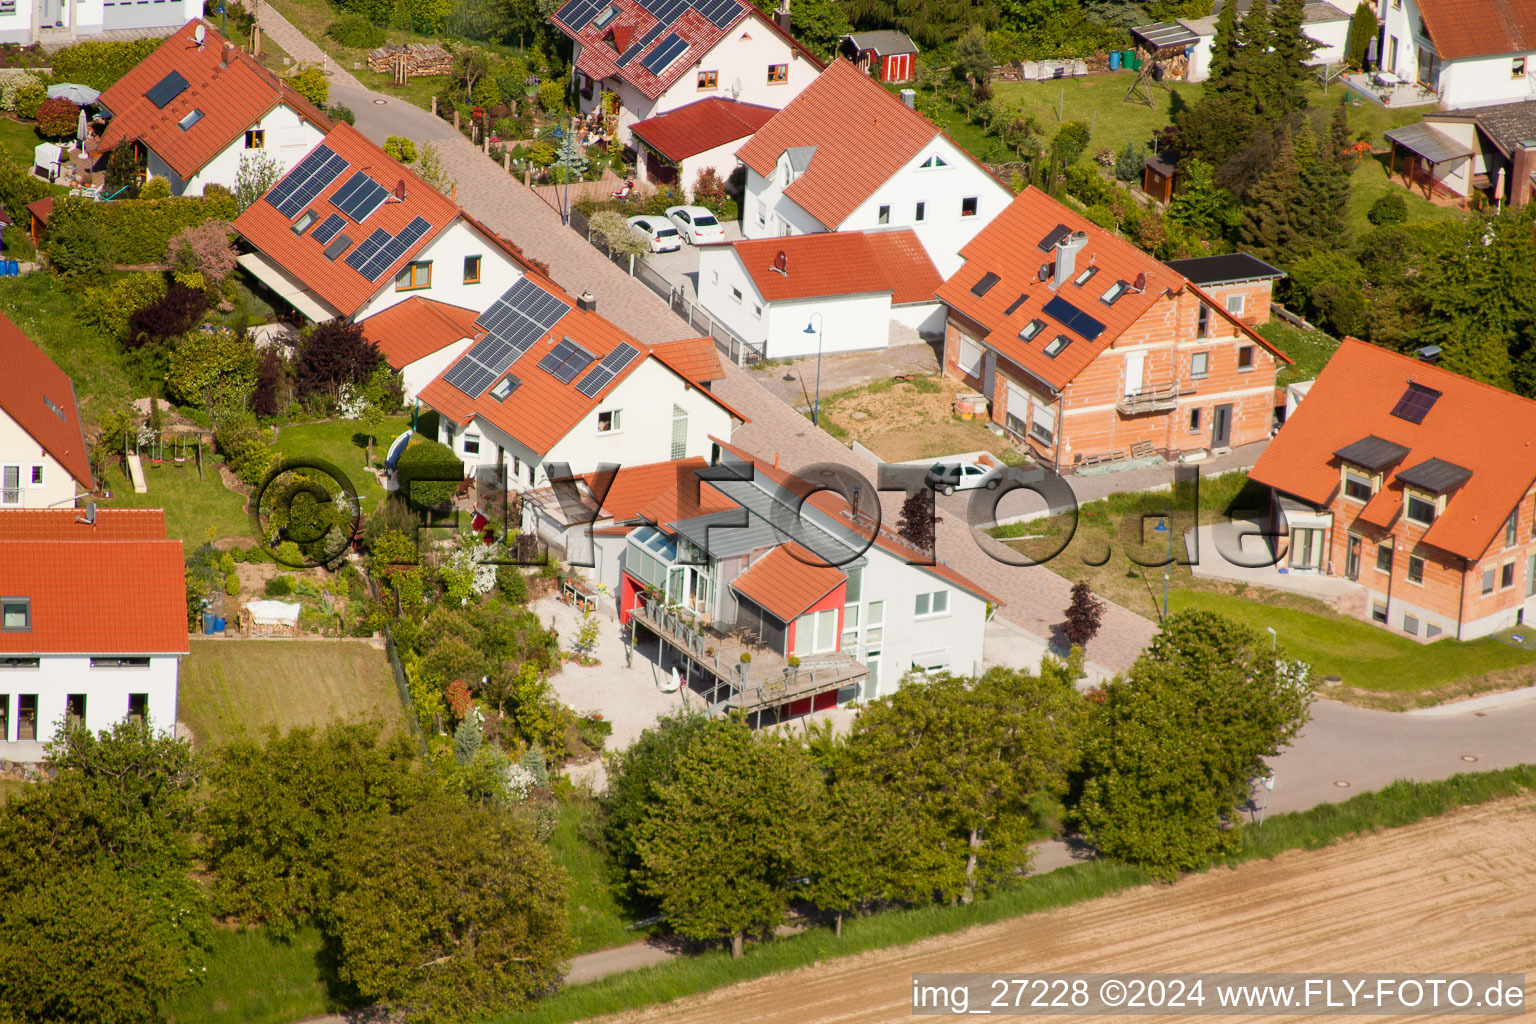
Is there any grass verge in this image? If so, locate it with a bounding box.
[168,927,338,1024]
[489,764,1536,1024]
[549,797,651,955]
[178,637,405,749]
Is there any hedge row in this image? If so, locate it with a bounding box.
[47,190,238,264]
[49,37,162,91]
[0,155,54,219]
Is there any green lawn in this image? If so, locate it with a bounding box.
[0,273,134,427]
[548,798,650,955]
[991,74,1207,164]
[1170,589,1536,694]
[0,114,40,168]
[168,927,339,1024]
[101,460,253,547]
[1258,320,1339,387]
[178,638,405,749]
[1347,153,1466,235]
[273,414,412,512]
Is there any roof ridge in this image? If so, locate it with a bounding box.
[1338,335,1536,408]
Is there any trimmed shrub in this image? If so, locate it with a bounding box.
[289,64,328,107]
[0,71,41,113]
[13,81,43,120]
[395,436,463,510]
[538,79,564,113]
[34,97,81,139]
[43,215,111,276]
[167,328,258,410]
[1367,192,1408,226]
[265,575,295,597]
[214,416,276,486]
[327,14,385,48]
[496,564,528,603]
[44,192,239,265]
[50,36,162,90]
[383,136,417,164]
[326,103,356,125]
[138,176,172,199]
[77,273,166,341]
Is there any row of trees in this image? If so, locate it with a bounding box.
[600,612,1314,956]
[0,721,570,1024]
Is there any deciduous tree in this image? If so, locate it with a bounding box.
[295,319,383,402]
[1060,580,1105,648]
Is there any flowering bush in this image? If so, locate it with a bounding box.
[35,97,81,138]
[502,762,536,802]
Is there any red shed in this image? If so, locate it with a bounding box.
[840,30,918,84]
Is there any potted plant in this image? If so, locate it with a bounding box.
[787,654,801,683]
[738,649,751,682]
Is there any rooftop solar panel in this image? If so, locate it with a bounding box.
[331,171,390,223]
[1389,382,1441,424]
[575,342,641,397]
[266,145,347,218]
[641,33,690,73]
[311,213,345,246]
[443,279,573,398]
[146,70,189,109]
[539,338,597,384]
[696,0,743,26]
[358,216,432,281]
[556,0,605,27]
[1036,224,1070,252]
[344,228,391,274]
[1041,294,1106,342]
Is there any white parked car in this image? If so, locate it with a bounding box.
[665,205,726,245]
[925,457,1006,495]
[626,215,681,253]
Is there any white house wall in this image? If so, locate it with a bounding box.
[890,300,946,336]
[1304,19,1349,65]
[742,164,835,237]
[354,219,525,321]
[846,549,987,698]
[401,337,472,403]
[6,0,197,42]
[1437,52,1536,108]
[0,410,80,508]
[697,245,769,349]
[0,655,179,746]
[172,105,328,197]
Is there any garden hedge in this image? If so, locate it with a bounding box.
[50,37,162,90]
[395,436,464,510]
[47,191,238,265]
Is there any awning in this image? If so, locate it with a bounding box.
[237,251,336,323]
[1384,123,1474,165]
[1132,22,1200,50]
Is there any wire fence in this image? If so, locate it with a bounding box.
[567,208,766,366]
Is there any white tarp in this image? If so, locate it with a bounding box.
[244,600,302,626]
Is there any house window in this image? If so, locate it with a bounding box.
[90,656,151,668]
[15,694,35,741]
[756,200,766,227]
[597,410,621,433]
[793,607,837,654]
[1074,266,1099,287]
[1407,554,1424,584]
[65,693,86,729]
[462,433,480,455]
[866,599,884,642]
[1528,553,1536,597]
[463,255,482,284]
[752,303,762,319]
[1189,407,1202,433]
[1503,561,1516,588]
[1406,494,1436,525]
[1515,57,1527,78]
[671,405,688,460]
[1372,602,1388,623]
[490,375,521,401]
[1018,319,1045,342]
[1376,543,1392,572]
[920,154,949,169]
[960,196,979,217]
[914,590,949,618]
[915,201,926,222]
[1190,351,1210,378]
[1030,402,1056,444]
[1343,470,1373,502]
[1226,293,1245,316]
[1403,614,1419,636]
[1100,279,1129,304]
[0,658,37,669]
[1043,335,1072,358]
[245,129,265,149]
[178,109,204,131]
[396,261,432,291]
[292,208,319,234]
[29,465,42,486]
[1238,345,1254,370]
[697,70,718,89]
[912,650,949,674]
[958,336,983,377]
[842,603,860,647]
[878,204,890,224]
[730,286,742,304]
[767,63,788,83]
[1,466,19,505]
[1196,304,1210,339]
[1506,510,1518,547]
[128,693,148,726]
[1,598,28,632]
[1482,566,1495,595]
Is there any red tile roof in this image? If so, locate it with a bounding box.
[0,314,91,489]
[736,59,984,229]
[232,123,462,318]
[0,509,188,655]
[99,20,333,181]
[936,188,1289,391]
[726,228,941,303]
[630,97,778,162]
[730,542,846,621]
[1249,338,1536,562]
[650,336,725,383]
[1416,0,1536,60]
[710,436,1004,606]
[417,275,748,456]
[587,457,709,521]
[556,2,819,102]
[359,297,480,369]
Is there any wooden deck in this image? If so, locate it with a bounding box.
[629,599,867,717]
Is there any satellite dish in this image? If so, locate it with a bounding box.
[770,250,788,276]
[729,76,742,98]
[193,23,206,47]
[77,501,97,525]
[1037,262,1052,283]
[1133,271,1147,292]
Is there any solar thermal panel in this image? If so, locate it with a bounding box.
[311,213,345,245]
[641,33,689,73]
[574,342,640,397]
[146,71,189,108]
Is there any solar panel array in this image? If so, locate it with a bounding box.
[1390,383,1441,424]
[266,145,347,218]
[641,32,689,73]
[574,342,641,397]
[612,0,743,67]
[344,217,433,281]
[441,279,572,398]
[1041,294,1106,341]
[538,338,597,384]
[311,213,345,245]
[555,0,606,27]
[331,171,390,223]
[146,71,189,108]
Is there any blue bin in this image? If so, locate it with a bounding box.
[1109,50,1122,71]
[213,616,227,633]
[203,612,216,635]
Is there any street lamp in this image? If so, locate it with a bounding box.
[552,117,572,226]
[1152,515,1173,621]
[1258,774,1276,826]
[1266,626,1277,651]
[803,313,824,427]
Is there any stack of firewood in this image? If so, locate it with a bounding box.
[366,43,453,76]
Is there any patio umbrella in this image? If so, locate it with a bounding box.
[48,82,100,106]
[76,107,87,143]
[662,667,681,693]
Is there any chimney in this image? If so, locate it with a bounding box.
[774,2,790,35]
[1513,141,1536,208]
[1051,232,1088,290]
[1416,345,1443,365]
[221,41,235,67]
[900,88,916,108]
[577,290,597,312]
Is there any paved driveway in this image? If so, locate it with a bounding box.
[642,219,742,304]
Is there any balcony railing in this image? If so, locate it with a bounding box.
[1117,381,1182,415]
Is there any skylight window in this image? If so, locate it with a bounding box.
[1073,266,1098,287]
[292,209,319,234]
[178,108,204,131]
[1101,280,1130,304]
[1018,319,1046,342]
[1390,382,1442,424]
[490,375,522,401]
[1043,334,1073,358]
[971,272,1000,297]
[593,3,619,26]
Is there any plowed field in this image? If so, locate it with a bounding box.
[604,799,1536,1023]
